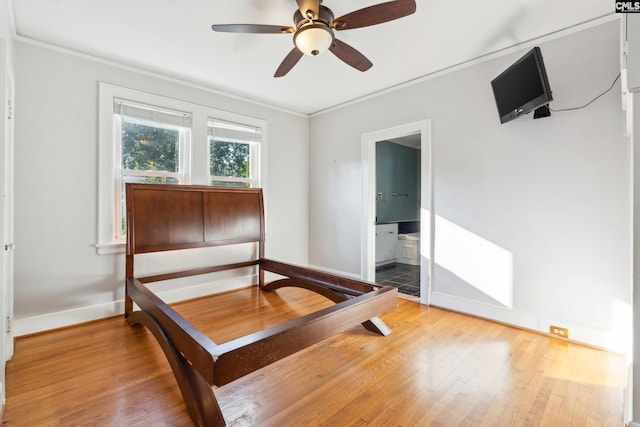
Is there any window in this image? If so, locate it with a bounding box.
[114,99,191,238]
[208,120,260,188]
[98,83,267,254]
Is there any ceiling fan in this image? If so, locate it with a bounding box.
[211,0,417,77]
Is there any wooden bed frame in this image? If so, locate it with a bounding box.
[124,183,397,426]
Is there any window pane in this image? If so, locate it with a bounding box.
[211,180,250,188]
[123,174,181,185]
[210,140,250,178]
[122,117,180,172]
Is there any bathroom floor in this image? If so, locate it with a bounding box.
[375,263,420,297]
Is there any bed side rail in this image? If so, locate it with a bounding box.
[259,258,382,296]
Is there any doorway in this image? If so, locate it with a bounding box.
[361,120,433,305]
[375,136,420,297]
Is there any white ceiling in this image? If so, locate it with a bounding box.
[11,0,614,115]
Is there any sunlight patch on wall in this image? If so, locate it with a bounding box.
[433,215,514,307]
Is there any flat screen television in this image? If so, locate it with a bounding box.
[491,47,553,124]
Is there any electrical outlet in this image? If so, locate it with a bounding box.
[549,325,569,339]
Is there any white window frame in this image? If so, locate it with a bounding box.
[117,118,190,241]
[97,82,268,254]
[208,119,261,188]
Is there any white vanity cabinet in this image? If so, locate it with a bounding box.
[375,223,398,266]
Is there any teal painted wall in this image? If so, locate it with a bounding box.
[376,141,420,222]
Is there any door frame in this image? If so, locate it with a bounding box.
[4,64,14,361]
[361,120,433,305]
[0,37,14,409]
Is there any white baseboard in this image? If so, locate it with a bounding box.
[430,291,627,354]
[13,275,256,337]
[430,291,538,330]
[306,264,362,280]
[13,301,126,337]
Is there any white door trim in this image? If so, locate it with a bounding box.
[4,64,14,361]
[361,120,433,304]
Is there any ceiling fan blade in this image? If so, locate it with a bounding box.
[329,39,373,72]
[333,0,416,30]
[296,0,320,19]
[211,24,294,34]
[274,47,304,77]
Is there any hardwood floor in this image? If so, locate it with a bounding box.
[3,286,626,426]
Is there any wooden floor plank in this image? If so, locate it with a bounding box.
[3,287,626,426]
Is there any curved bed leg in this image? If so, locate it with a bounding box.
[127,311,226,427]
[262,278,392,336]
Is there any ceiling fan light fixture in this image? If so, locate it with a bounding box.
[212,0,417,76]
[294,24,334,56]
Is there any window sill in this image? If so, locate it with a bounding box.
[96,242,126,255]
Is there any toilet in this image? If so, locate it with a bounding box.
[396,232,420,265]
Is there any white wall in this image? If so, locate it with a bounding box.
[0,0,11,40]
[13,41,309,334]
[309,19,630,351]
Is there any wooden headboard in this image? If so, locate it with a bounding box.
[126,184,265,255]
